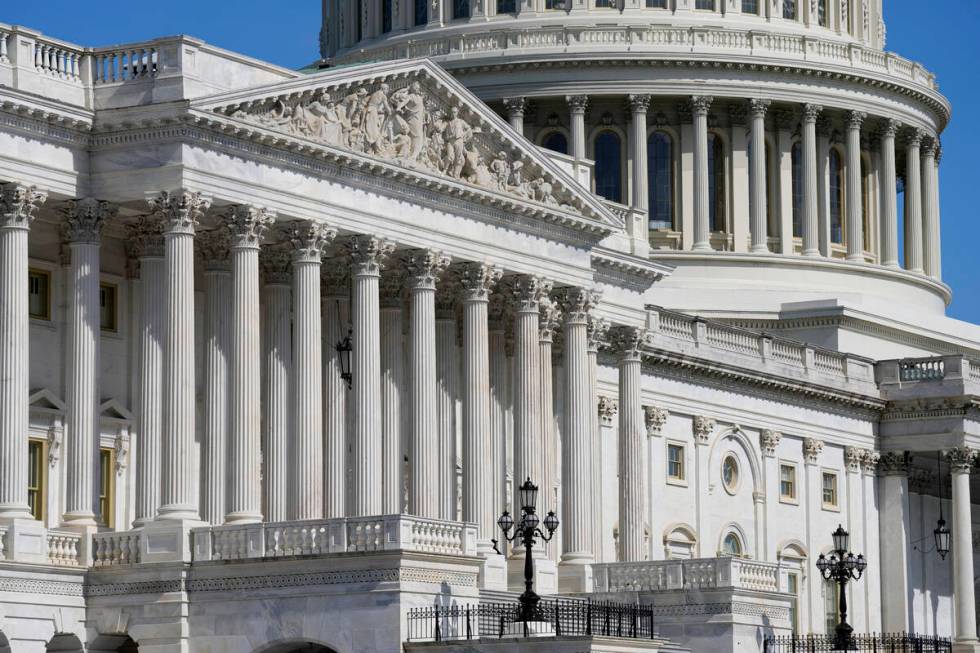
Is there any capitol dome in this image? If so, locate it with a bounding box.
[322,0,954,352]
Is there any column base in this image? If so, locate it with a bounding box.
[558,556,594,593]
[141,518,206,563]
[691,242,712,252]
[508,554,557,596]
[479,551,508,591]
[952,642,980,653]
[0,517,49,564]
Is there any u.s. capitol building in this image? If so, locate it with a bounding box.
[0,0,976,651]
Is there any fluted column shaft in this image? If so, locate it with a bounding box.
[154,191,210,521]
[567,96,588,160]
[512,277,549,510]
[879,121,899,268]
[380,273,405,515]
[323,282,349,518]
[948,448,978,644]
[629,95,650,212]
[201,257,231,525]
[134,247,164,527]
[691,96,713,251]
[921,139,939,279]
[586,317,606,559]
[0,184,45,520]
[436,312,459,521]
[614,327,645,562]
[904,131,924,273]
[802,104,822,256]
[460,264,499,544]
[749,100,770,253]
[538,308,558,521]
[261,256,291,523]
[348,236,392,516]
[560,289,594,563]
[503,97,526,136]
[225,207,272,524]
[845,112,866,261]
[489,324,508,522]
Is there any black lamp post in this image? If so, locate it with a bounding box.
[335,329,353,389]
[816,525,867,650]
[495,478,559,623]
[934,451,951,560]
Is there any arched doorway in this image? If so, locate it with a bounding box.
[257,643,335,653]
[0,630,11,653]
[46,633,84,653]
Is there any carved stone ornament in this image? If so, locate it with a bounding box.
[802,104,823,123]
[128,217,165,259]
[0,183,47,229]
[280,220,337,263]
[946,447,977,475]
[628,94,651,115]
[566,95,589,114]
[321,256,351,297]
[196,227,232,270]
[693,415,715,446]
[844,446,865,473]
[803,438,824,465]
[114,433,128,476]
[558,287,599,325]
[457,262,502,302]
[609,326,646,361]
[538,298,562,343]
[861,450,880,476]
[598,396,618,425]
[347,235,394,276]
[878,451,912,476]
[502,96,527,118]
[62,198,115,244]
[644,405,668,438]
[47,422,63,468]
[587,316,609,353]
[219,76,572,210]
[510,275,552,313]
[225,205,276,249]
[259,246,292,285]
[760,430,782,458]
[689,96,713,116]
[148,190,211,235]
[403,249,451,290]
[846,110,867,130]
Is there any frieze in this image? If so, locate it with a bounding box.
[0,576,84,597]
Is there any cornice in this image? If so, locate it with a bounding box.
[0,97,92,146]
[590,247,672,292]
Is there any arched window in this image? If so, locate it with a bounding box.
[782,0,797,19]
[791,141,803,238]
[453,0,470,18]
[861,156,871,251]
[648,131,674,230]
[415,0,428,25]
[722,533,743,557]
[382,0,393,32]
[707,133,726,232]
[541,132,569,155]
[742,0,759,14]
[817,0,828,26]
[830,149,844,244]
[594,131,623,203]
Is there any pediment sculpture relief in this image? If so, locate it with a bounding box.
[221,79,571,210]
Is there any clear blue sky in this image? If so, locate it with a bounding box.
[4,2,978,323]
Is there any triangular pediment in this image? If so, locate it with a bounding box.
[99,398,133,422]
[192,59,620,235]
[28,388,65,412]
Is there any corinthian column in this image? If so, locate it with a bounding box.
[224,205,274,524]
[405,250,449,519]
[947,447,979,646]
[558,288,597,589]
[459,263,501,546]
[150,190,210,521]
[347,235,393,516]
[629,94,651,212]
[0,184,46,521]
[436,282,460,521]
[879,120,900,267]
[131,218,165,527]
[691,96,714,251]
[748,99,770,253]
[380,268,406,515]
[904,129,924,273]
[62,199,114,526]
[282,221,336,520]
[566,95,589,161]
[197,227,231,526]
[538,297,561,522]
[502,97,526,135]
[611,326,646,562]
[260,247,291,523]
[488,295,509,520]
[921,137,940,278]
[322,262,350,518]
[801,104,823,256]
[587,316,607,559]
[845,111,866,261]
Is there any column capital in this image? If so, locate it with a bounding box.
[628,94,651,115]
[558,286,600,325]
[502,96,527,119]
[773,108,796,131]
[586,315,609,353]
[379,268,406,308]
[347,235,394,277]
[510,274,552,313]
[260,246,292,285]
[538,298,562,343]
[321,257,351,297]
[693,415,715,446]
[803,437,824,465]
[861,450,881,476]
[909,468,935,493]
[196,227,232,271]
[488,291,509,330]
[920,136,939,158]
[598,396,618,425]
[128,216,165,258]
[880,118,901,139]
[62,198,115,244]
[801,104,823,123]
[608,325,646,361]
[844,446,866,473]
[760,429,782,457]
[644,405,668,438]
[946,446,977,474]
[403,248,451,290]
[457,261,502,302]
[904,128,925,148]
[0,182,47,230]
[879,450,912,476]
[728,104,747,127]
[845,110,868,130]
[689,95,714,117]
[280,220,337,263]
[565,94,589,114]
[225,205,276,250]
[149,190,211,235]
[748,98,771,118]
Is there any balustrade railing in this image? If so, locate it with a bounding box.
[592,556,781,594]
[91,46,159,84]
[92,531,141,567]
[899,358,945,382]
[46,530,83,566]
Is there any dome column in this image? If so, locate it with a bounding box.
[845,111,867,262]
[629,94,652,258]
[947,448,979,647]
[502,97,526,136]
[879,120,900,268]
[801,104,822,256]
[921,137,940,279]
[903,129,924,274]
[691,95,714,251]
[566,95,588,161]
[748,99,770,253]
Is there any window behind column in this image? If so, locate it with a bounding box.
[545,0,567,9]
[100,283,117,332]
[741,0,758,13]
[415,0,428,24]
[707,133,726,232]
[28,268,51,321]
[647,0,668,7]
[830,149,844,244]
[382,0,393,32]
[99,447,115,528]
[861,155,871,251]
[453,0,470,19]
[791,141,803,238]
[27,439,46,521]
[595,0,616,8]
[823,581,840,633]
[817,0,828,26]
[695,0,714,9]
[356,0,363,41]
[541,131,569,155]
[594,130,623,203]
[782,0,796,19]
[648,131,674,230]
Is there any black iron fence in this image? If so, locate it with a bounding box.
[406,600,657,642]
[763,633,952,652]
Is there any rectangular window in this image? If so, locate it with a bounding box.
[100,283,117,332]
[782,0,796,19]
[780,463,797,501]
[27,439,45,521]
[646,0,668,6]
[695,0,714,8]
[28,269,51,320]
[822,471,838,508]
[787,573,800,632]
[595,0,615,7]
[99,447,115,528]
[545,0,566,8]
[741,0,758,13]
[667,444,685,481]
[453,0,470,19]
[824,581,839,634]
[382,0,393,32]
[415,0,428,25]
[817,0,827,26]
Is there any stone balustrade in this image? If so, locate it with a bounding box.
[592,556,781,594]
[92,531,142,567]
[46,530,84,566]
[876,355,980,402]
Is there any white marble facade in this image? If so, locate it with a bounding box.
[0,2,979,652]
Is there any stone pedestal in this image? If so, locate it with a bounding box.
[139,518,204,563]
[0,518,49,564]
[479,551,509,591]
[557,560,593,594]
[507,555,558,597]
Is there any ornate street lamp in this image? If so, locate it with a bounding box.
[495,478,559,623]
[816,525,867,650]
[934,451,951,560]
[333,299,353,390]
